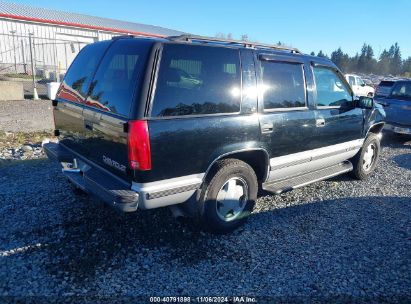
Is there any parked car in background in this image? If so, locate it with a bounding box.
[376,81,411,135]
[375,80,396,98]
[346,74,375,97]
[44,35,385,233]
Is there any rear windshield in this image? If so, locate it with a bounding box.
[58,39,153,117]
[58,41,110,103]
[86,39,153,117]
[379,81,395,87]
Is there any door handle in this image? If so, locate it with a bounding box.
[316,118,326,127]
[261,122,274,134]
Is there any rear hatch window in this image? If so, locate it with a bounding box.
[55,38,154,178]
[85,39,153,117]
[375,81,395,97]
[58,41,110,103]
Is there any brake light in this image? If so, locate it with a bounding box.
[127,120,152,171]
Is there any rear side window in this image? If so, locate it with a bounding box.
[390,82,411,100]
[313,67,352,107]
[58,41,109,103]
[348,76,355,86]
[151,44,241,117]
[261,61,306,109]
[86,39,153,116]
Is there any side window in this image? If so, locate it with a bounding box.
[58,41,110,103]
[390,82,411,100]
[86,39,152,116]
[151,44,241,117]
[260,61,306,110]
[348,76,355,86]
[313,67,352,107]
[357,77,364,86]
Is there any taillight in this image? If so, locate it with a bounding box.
[127,120,152,171]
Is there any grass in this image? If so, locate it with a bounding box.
[0,131,55,147]
[2,73,43,80]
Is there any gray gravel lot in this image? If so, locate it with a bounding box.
[0,134,410,302]
[0,99,54,132]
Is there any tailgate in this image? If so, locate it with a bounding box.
[54,104,130,178]
[54,38,154,179]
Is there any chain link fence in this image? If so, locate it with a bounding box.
[0,32,90,82]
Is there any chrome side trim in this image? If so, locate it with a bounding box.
[131,173,204,209]
[269,139,364,171]
[147,183,201,200]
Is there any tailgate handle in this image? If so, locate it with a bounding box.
[85,123,93,131]
[316,118,326,127]
[261,123,274,134]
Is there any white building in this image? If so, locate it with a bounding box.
[0,1,183,78]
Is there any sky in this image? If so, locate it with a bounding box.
[10,0,411,58]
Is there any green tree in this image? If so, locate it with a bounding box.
[378,49,391,75]
[402,57,411,76]
[357,44,368,72]
[391,43,402,75]
[317,50,328,58]
[331,48,350,72]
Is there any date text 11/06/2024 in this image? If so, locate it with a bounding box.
[149,296,257,303]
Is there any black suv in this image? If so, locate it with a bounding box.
[44,35,385,233]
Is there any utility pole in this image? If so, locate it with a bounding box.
[21,40,27,74]
[10,30,17,74]
[28,33,39,100]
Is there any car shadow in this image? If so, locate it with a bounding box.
[392,153,411,170]
[41,194,410,286]
[381,132,411,149]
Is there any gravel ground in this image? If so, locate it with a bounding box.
[0,134,410,302]
[0,99,54,132]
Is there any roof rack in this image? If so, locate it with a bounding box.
[168,34,301,54]
[112,34,135,40]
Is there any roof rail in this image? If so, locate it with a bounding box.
[167,34,301,54]
[111,34,135,40]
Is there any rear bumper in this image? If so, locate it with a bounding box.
[44,142,139,212]
[384,123,411,135]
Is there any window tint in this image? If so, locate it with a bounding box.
[261,61,306,109]
[379,81,395,87]
[313,67,352,107]
[86,39,152,116]
[390,82,411,100]
[58,41,110,103]
[151,44,241,117]
[348,76,355,86]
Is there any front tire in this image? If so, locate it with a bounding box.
[197,159,258,234]
[350,133,381,180]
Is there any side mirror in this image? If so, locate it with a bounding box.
[361,83,366,87]
[356,96,374,109]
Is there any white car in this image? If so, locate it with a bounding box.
[345,74,375,97]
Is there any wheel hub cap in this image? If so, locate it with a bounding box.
[216,177,248,222]
[363,143,376,171]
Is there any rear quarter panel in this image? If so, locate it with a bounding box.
[137,114,261,182]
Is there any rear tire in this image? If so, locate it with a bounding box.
[197,159,258,234]
[350,133,381,180]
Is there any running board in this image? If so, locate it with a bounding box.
[263,161,353,194]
